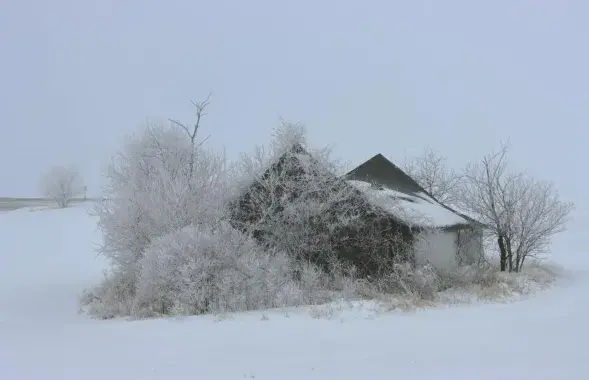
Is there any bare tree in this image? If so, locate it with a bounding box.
[459,143,573,272]
[403,147,463,206]
[39,165,85,208]
[169,92,212,184]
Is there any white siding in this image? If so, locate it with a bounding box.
[413,231,458,271]
[457,229,484,264]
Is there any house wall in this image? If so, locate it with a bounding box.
[413,231,458,271]
[414,228,484,270]
[456,228,484,265]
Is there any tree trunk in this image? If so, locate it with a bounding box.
[498,235,507,272]
[514,249,522,273]
[506,237,513,273]
[519,254,526,272]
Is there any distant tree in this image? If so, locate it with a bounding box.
[402,147,463,206]
[39,165,85,208]
[459,143,574,272]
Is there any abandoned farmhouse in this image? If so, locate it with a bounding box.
[229,144,483,276]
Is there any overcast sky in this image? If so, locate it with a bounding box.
[1,0,587,249]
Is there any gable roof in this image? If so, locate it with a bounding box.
[344,153,473,229]
[345,153,425,195]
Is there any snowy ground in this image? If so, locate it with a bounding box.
[1,205,588,379]
[0,197,89,211]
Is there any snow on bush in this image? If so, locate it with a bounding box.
[83,107,231,318]
[85,221,335,318]
[135,222,299,316]
[80,268,138,319]
[83,220,366,319]
[94,119,226,277]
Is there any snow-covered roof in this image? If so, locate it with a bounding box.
[233,145,474,230]
[347,180,469,229]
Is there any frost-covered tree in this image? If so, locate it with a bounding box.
[459,143,574,272]
[39,165,84,208]
[402,147,462,206]
[94,96,226,283]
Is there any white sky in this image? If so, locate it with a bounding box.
[1,0,587,246]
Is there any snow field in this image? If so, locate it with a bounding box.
[0,205,588,379]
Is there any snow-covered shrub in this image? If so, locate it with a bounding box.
[133,222,300,316]
[80,269,138,319]
[83,220,364,318]
[94,118,226,278]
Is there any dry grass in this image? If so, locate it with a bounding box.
[302,259,565,320]
[377,259,563,312]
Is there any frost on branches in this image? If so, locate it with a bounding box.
[90,222,338,318]
[94,119,226,278]
[85,97,233,318]
[402,147,462,207]
[459,143,574,272]
[401,144,573,272]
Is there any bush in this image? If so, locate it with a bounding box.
[83,221,360,318]
[134,222,299,316]
[80,269,138,319]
